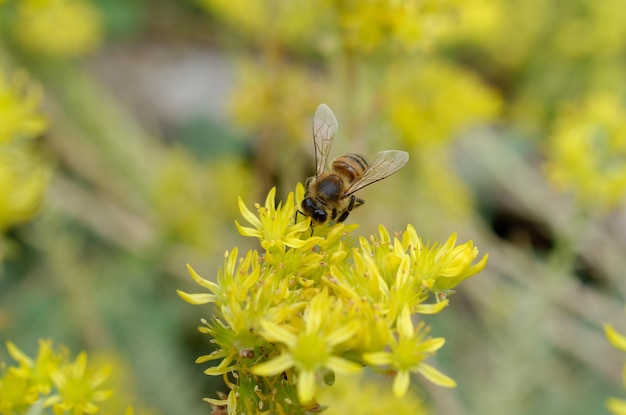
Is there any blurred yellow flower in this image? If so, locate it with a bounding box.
[13,0,104,57]
[385,59,501,147]
[604,311,626,415]
[0,70,46,144]
[229,61,322,143]
[150,147,250,251]
[0,340,137,415]
[329,0,460,53]
[198,0,321,45]
[5,340,64,397]
[48,352,114,415]
[0,69,49,241]
[545,93,626,209]
[0,143,50,232]
[318,372,429,415]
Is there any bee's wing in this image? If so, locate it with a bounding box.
[343,150,409,196]
[312,103,338,177]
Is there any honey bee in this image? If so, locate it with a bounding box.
[300,103,409,225]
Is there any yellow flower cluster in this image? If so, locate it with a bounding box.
[604,312,626,415]
[198,0,460,54]
[385,59,501,147]
[544,94,626,210]
[0,70,49,234]
[198,0,320,46]
[328,0,460,54]
[11,0,103,58]
[0,340,118,415]
[179,184,488,413]
[0,71,46,145]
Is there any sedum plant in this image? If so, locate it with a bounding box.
[179,184,488,414]
[0,340,129,415]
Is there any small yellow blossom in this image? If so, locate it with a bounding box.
[151,148,250,251]
[328,0,460,53]
[545,93,626,210]
[48,352,114,414]
[403,227,489,297]
[385,59,501,147]
[13,0,104,58]
[607,398,626,415]
[6,339,64,396]
[605,311,626,415]
[0,144,50,232]
[0,340,124,415]
[252,292,362,403]
[363,306,455,397]
[0,69,49,235]
[236,186,310,250]
[318,372,428,415]
[0,70,46,144]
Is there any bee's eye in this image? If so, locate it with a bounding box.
[302,198,315,211]
[301,197,327,224]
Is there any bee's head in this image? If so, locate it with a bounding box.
[301,197,328,224]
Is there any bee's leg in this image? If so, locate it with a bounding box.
[337,196,355,222]
[337,210,351,222]
[337,196,365,223]
[331,207,338,220]
[295,209,307,224]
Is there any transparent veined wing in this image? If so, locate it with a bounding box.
[344,150,409,196]
[312,103,338,177]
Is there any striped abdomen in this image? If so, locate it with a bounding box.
[331,153,369,184]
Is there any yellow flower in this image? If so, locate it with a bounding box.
[0,341,140,414]
[385,59,501,147]
[0,70,46,144]
[236,186,310,251]
[607,398,626,415]
[545,93,626,210]
[48,352,113,414]
[13,0,104,58]
[252,292,362,403]
[605,314,626,415]
[402,226,488,297]
[151,147,250,251]
[0,144,50,232]
[0,70,49,235]
[329,0,460,53]
[5,339,65,397]
[198,0,321,46]
[0,370,39,414]
[363,306,455,397]
[318,372,428,415]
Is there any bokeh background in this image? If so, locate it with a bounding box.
[1,0,626,414]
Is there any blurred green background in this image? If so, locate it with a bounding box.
[1,0,626,414]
